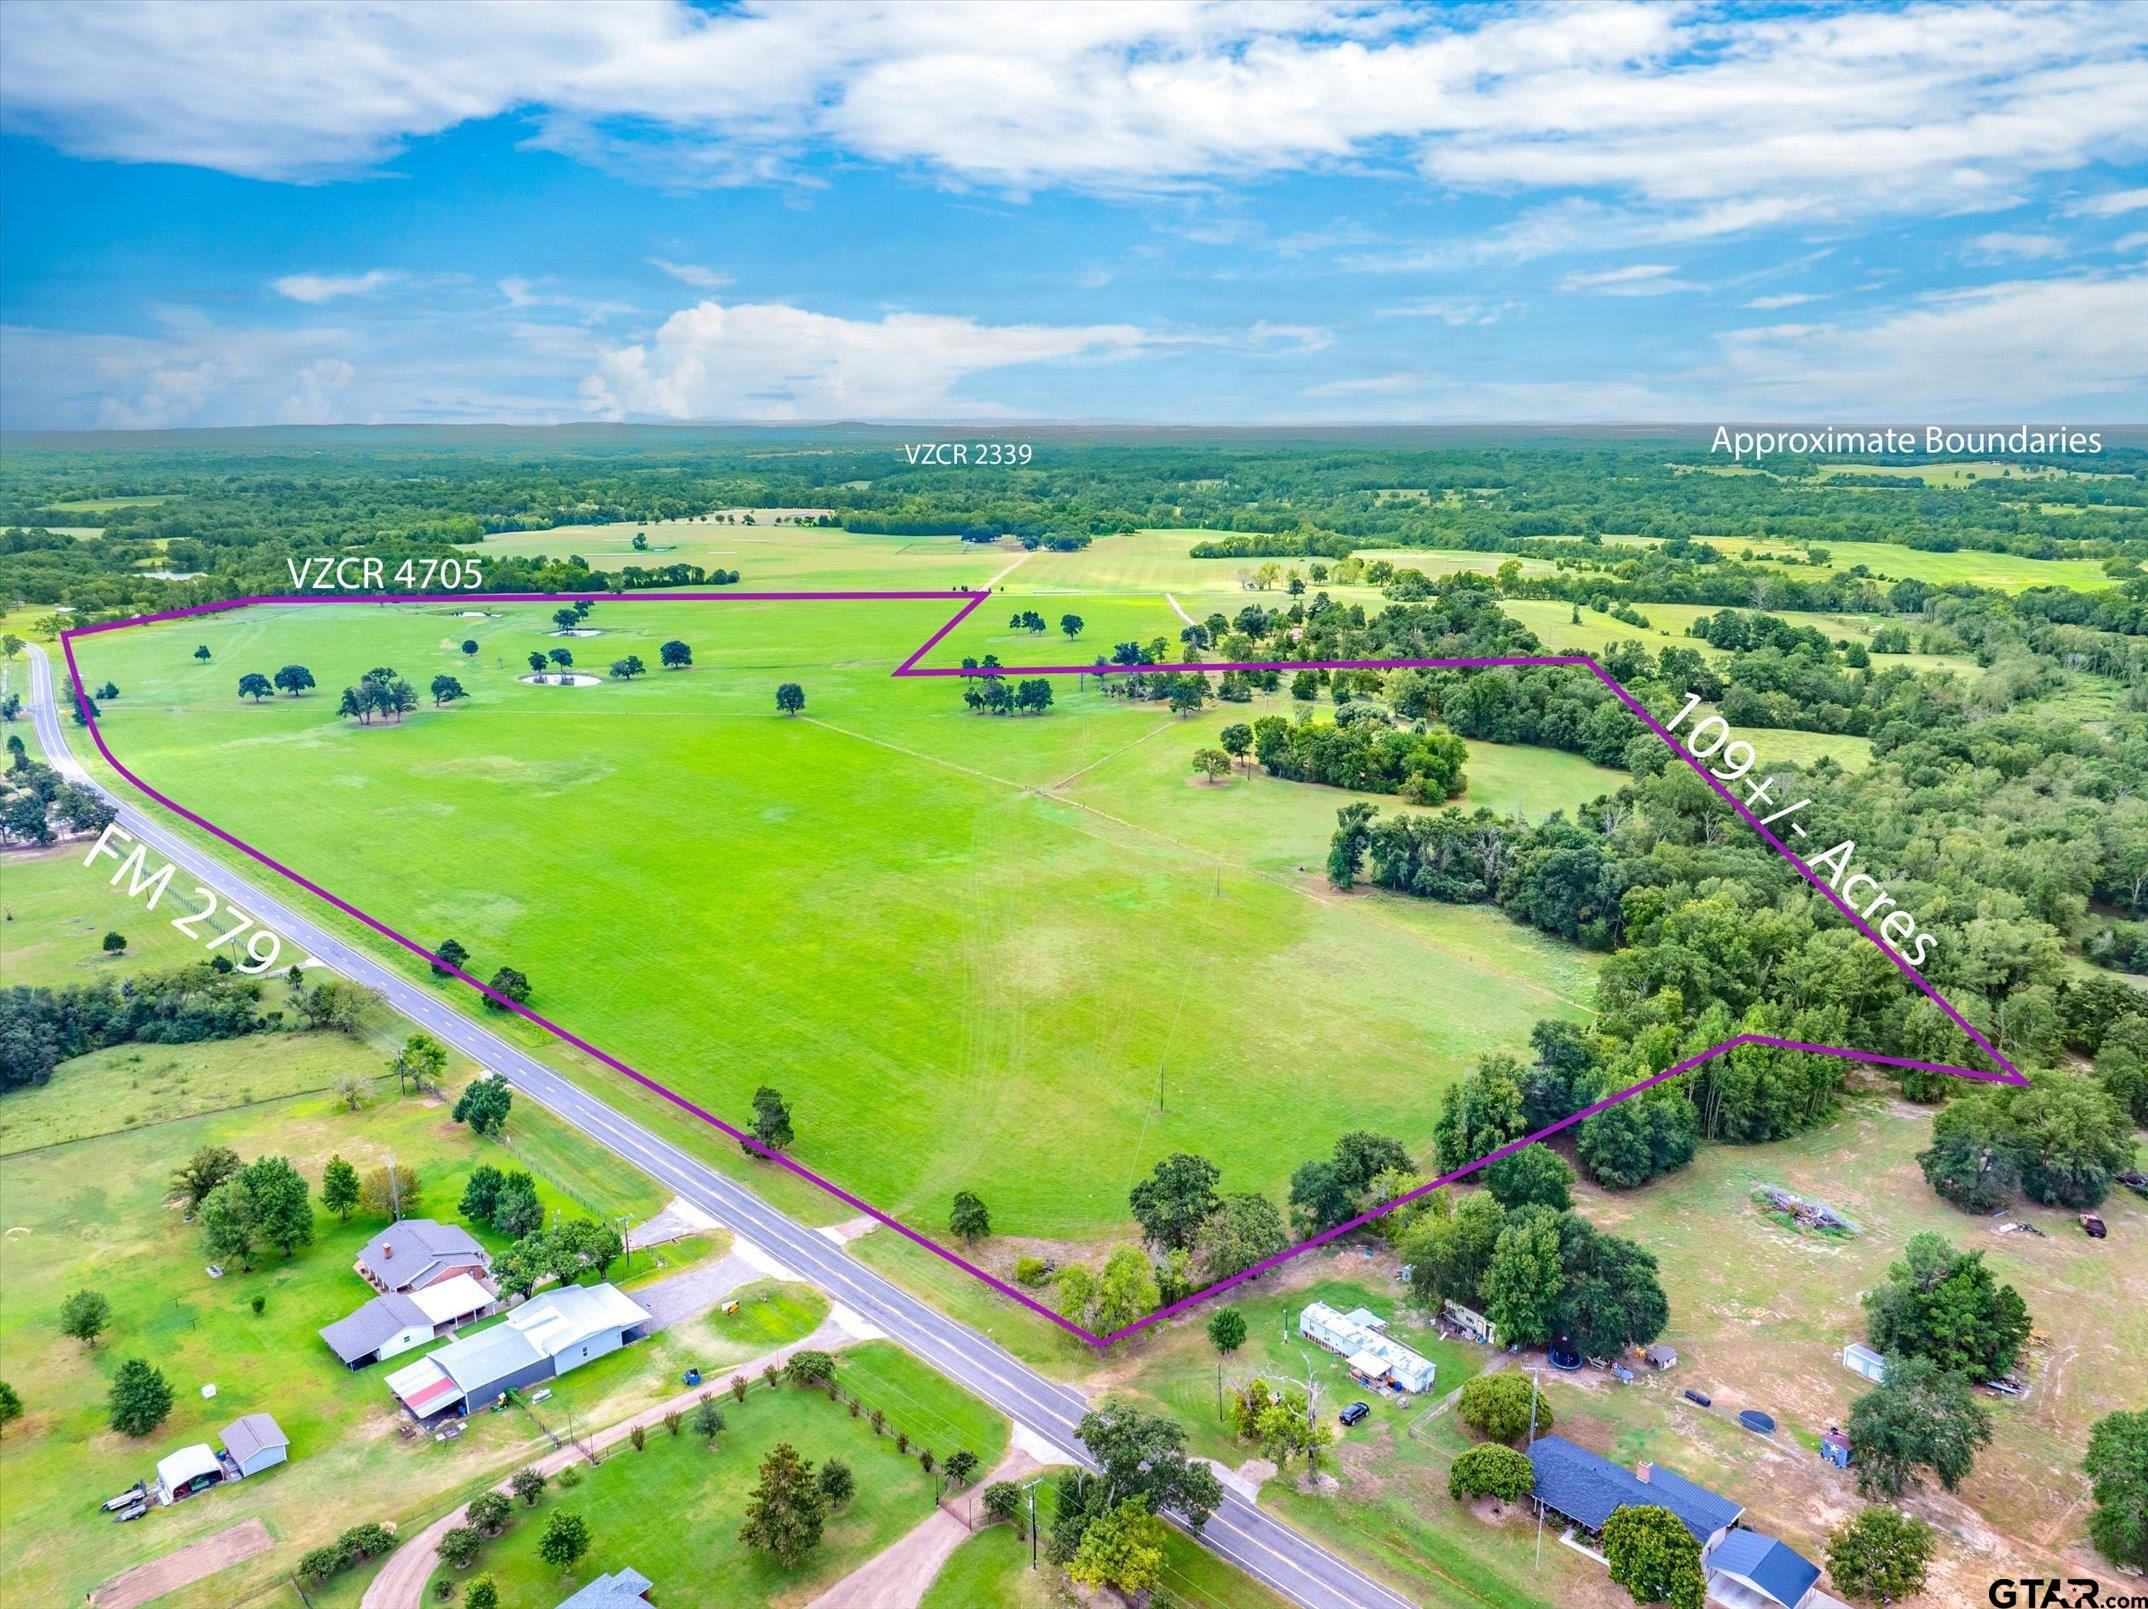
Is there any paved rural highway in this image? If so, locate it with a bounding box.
[26,644,1418,1609]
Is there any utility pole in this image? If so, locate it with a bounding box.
[1022,1475,1046,1571]
[1530,1368,1543,1569]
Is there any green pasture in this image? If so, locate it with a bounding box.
[422,1340,1006,1608]
[1698,535,2116,591]
[481,519,1011,591]
[0,842,252,987]
[1349,547,1562,581]
[1059,693,1626,873]
[42,495,174,513]
[70,598,1594,1242]
[0,1032,396,1154]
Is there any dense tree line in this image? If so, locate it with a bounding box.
[1,966,270,1090]
[1329,672,2146,1191]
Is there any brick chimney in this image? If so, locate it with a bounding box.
[1635,1462,1652,1483]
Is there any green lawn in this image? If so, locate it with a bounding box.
[0,1035,778,1604]
[69,597,1590,1243]
[424,1340,1006,1608]
[921,1518,1062,1609]
[920,1463,1292,1609]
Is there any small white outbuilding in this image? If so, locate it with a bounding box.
[1841,1342,1888,1383]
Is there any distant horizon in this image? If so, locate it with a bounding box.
[6,419,2146,446]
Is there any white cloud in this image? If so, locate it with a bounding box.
[1302,372,1427,398]
[1,285,612,430]
[272,269,400,303]
[498,276,637,321]
[2068,186,2148,217]
[1558,263,1696,296]
[648,257,731,289]
[280,356,356,423]
[0,317,348,429]
[1717,273,2148,413]
[0,0,2139,246]
[2115,230,2148,254]
[1962,230,2067,262]
[1743,292,1821,310]
[1375,296,1514,325]
[582,297,1154,420]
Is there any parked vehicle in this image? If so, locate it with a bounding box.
[1339,1401,1371,1427]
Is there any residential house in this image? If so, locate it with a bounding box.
[1525,1435,1743,1549]
[355,1219,492,1295]
[385,1283,649,1420]
[1525,1436,1824,1609]
[320,1272,496,1368]
[320,1293,432,1369]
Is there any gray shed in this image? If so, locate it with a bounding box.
[220,1413,289,1478]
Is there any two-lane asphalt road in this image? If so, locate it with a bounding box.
[25,642,1418,1609]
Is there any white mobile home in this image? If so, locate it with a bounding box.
[1298,1301,1437,1394]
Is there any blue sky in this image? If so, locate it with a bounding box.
[2,1,2144,429]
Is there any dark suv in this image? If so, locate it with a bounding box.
[1339,1401,1371,1427]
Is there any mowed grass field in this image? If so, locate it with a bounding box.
[70,586,1600,1244]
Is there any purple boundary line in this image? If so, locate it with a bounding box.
[60,589,2023,1351]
